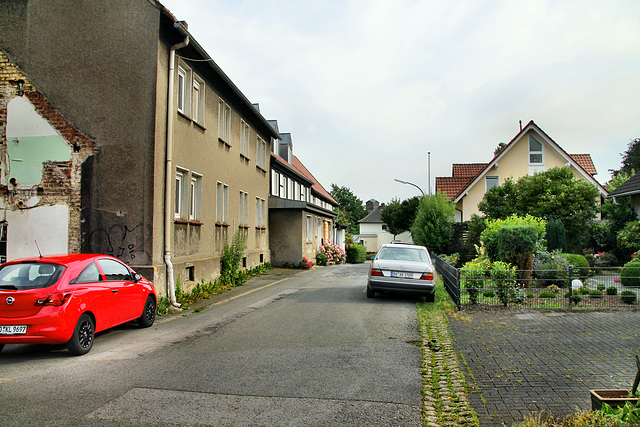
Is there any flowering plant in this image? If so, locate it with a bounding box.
[316,241,346,266]
[301,257,314,269]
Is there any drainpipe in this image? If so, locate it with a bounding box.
[165,24,189,307]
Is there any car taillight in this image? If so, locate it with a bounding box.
[420,272,434,280]
[35,292,71,306]
[370,268,383,277]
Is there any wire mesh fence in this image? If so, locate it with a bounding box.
[432,254,640,310]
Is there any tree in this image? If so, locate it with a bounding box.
[330,184,367,235]
[380,196,420,239]
[613,138,640,178]
[546,219,566,252]
[478,167,600,252]
[411,193,455,253]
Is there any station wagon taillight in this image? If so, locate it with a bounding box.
[35,292,71,306]
[420,272,434,280]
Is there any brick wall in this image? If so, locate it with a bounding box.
[0,49,95,253]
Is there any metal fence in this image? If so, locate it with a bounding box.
[433,256,640,310]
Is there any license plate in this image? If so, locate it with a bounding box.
[391,271,413,278]
[0,325,27,335]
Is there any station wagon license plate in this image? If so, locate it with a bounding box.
[0,325,27,335]
[391,271,413,278]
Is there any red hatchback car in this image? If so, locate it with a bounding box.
[0,254,156,355]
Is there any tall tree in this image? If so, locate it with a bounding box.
[613,137,640,178]
[411,192,455,253]
[381,196,420,239]
[330,184,367,235]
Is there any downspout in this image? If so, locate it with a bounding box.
[165,25,189,307]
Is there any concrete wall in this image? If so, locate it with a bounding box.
[269,209,303,266]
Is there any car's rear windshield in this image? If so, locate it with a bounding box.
[377,247,430,263]
[0,263,66,290]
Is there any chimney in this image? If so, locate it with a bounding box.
[519,120,522,132]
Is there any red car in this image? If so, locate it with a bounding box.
[0,254,156,355]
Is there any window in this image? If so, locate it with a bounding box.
[300,185,306,201]
[306,215,312,242]
[241,121,250,158]
[256,136,268,170]
[288,179,294,200]
[255,197,266,228]
[175,168,189,219]
[98,259,133,281]
[216,182,229,224]
[190,173,202,221]
[529,135,543,164]
[239,191,249,226]
[271,171,279,197]
[177,66,186,114]
[74,262,102,284]
[192,77,205,124]
[294,182,300,201]
[279,174,286,198]
[485,176,499,191]
[218,99,231,143]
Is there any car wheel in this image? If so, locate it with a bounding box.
[366,285,375,298]
[137,295,156,328]
[67,314,94,356]
[425,292,435,303]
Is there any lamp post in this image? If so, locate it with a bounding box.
[394,178,425,196]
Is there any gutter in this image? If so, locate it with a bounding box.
[164,22,189,308]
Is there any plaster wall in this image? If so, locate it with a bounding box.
[7,204,68,259]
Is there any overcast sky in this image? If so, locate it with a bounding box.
[159,0,640,204]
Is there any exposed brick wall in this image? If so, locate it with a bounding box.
[0,49,95,254]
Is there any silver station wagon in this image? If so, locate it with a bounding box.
[366,243,436,301]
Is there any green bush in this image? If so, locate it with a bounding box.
[493,225,537,270]
[606,286,618,295]
[490,261,516,307]
[621,289,638,304]
[526,292,534,298]
[620,260,640,286]
[461,257,491,304]
[539,290,556,299]
[561,253,590,278]
[533,250,570,287]
[570,295,583,305]
[596,283,605,291]
[346,244,367,264]
[483,290,495,298]
[546,219,567,252]
[588,289,603,298]
[576,286,590,295]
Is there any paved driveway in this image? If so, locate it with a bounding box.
[447,309,640,426]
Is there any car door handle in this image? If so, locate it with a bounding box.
[111,289,118,293]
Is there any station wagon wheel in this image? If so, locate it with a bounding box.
[137,295,156,328]
[67,314,94,356]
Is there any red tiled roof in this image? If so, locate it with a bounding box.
[436,176,474,200]
[452,163,489,178]
[291,155,338,205]
[569,154,597,175]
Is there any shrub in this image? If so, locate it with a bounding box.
[315,251,329,266]
[526,292,534,298]
[439,253,460,267]
[461,257,491,304]
[562,253,590,278]
[606,286,618,295]
[301,257,314,269]
[596,283,606,291]
[483,290,495,298]
[621,289,638,304]
[491,261,516,307]
[317,241,346,265]
[576,286,590,295]
[346,244,367,264]
[570,295,583,305]
[620,260,640,286]
[546,219,567,252]
[493,225,537,271]
[221,231,247,283]
[481,214,545,262]
[588,289,603,298]
[533,250,570,287]
[539,290,556,299]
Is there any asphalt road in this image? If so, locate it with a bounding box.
[0,264,423,426]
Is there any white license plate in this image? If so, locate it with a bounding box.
[0,325,27,335]
[391,271,413,278]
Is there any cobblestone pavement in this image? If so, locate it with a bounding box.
[446,309,640,426]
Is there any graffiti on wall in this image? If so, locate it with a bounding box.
[87,223,143,261]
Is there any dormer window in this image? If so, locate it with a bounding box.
[529,136,543,164]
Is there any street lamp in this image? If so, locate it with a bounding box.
[394,179,425,196]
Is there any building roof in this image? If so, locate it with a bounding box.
[358,205,384,223]
[435,121,607,201]
[291,156,338,206]
[608,173,640,198]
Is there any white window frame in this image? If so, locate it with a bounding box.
[241,120,251,158]
[216,181,229,224]
[239,191,249,226]
[175,167,189,220]
[256,136,268,170]
[255,197,266,228]
[177,66,187,115]
[189,173,202,221]
[218,99,231,143]
[529,135,544,165]
[271,171,279,197]
[485,176,499,191]
[192,76,205,125]
[306,215,312,242]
